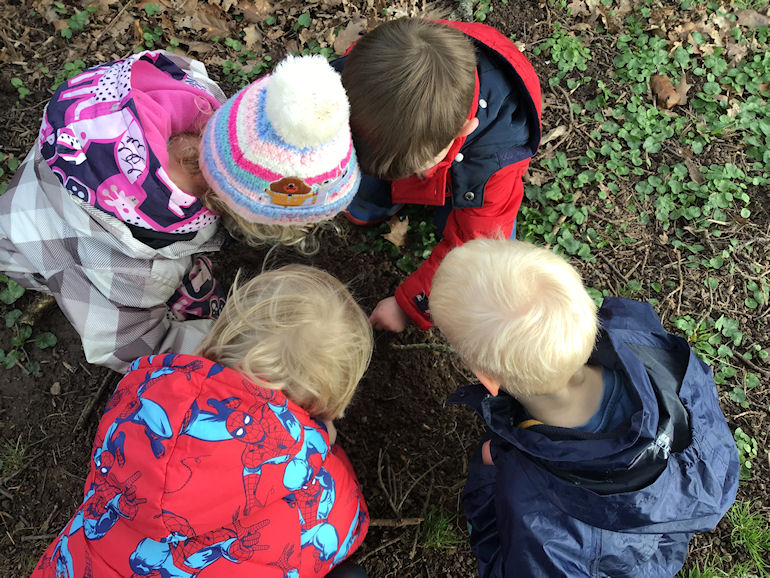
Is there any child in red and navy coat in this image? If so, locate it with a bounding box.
[333,18,542,333]
[31,265,373,578]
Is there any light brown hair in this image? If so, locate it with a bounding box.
[341,18,477,180]
[197,265,373,420]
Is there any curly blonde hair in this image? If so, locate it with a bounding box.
[430,239,598,397]
[197,265,373,420]
[168,133,320,255]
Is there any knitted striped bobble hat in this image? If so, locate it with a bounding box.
[199,54,360,225]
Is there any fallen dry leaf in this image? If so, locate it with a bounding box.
[383,216,409,248]
[726,100,742,119]
[650,74,680,109]
[524,170,547,187]
[727,41,749,65]
[674,75,692,106]
[684,157,705,185]
[540,125,568,147]
[566,0,589,18]
[333,17,367,56]
[241,0,273,23]
[243,24,262,50]
[178,3,232,38]
[737,9,770,28]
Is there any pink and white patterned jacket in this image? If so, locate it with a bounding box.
[0,52,229,372]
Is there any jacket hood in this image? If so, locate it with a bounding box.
[32,354,368,578]
[451,298,739,533]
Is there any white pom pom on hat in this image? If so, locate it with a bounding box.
[264,54,351,149]
[199,54,360,225]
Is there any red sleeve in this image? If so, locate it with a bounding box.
[395,161,529,329]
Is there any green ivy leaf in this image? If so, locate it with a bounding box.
[0,279,25,304]
[296,12,311,29]
[34,332,57,350]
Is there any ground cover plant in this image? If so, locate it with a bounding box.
[0,0,768,576]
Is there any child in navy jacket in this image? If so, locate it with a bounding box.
[430,239,739,577]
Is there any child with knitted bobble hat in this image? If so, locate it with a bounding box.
[430,238,738,577]
[31,264,373,578]
[0,52,359,372]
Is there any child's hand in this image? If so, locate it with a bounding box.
[369,296,409,332]
[323,420,337,445]
[481,440,494,465]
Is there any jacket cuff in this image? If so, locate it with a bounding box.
[395,281,434,330]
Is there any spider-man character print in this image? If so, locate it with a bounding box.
[105,354,204,458]
[45,459,145,578]
[129,509,272,577]
[181,378,329,516]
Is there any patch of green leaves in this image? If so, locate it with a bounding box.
[60,5,97,39]
[733,428,758,481]
[519,152,594,260]
[0,152,21,195]
[51,60,86,92]
[349,208,439,275]
[295,11,311,30]
[0,275,57,375]
[474,0,494,22]
[10,77,30,100]
[534,22,592,88]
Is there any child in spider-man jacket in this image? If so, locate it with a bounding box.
[31,265,373,578]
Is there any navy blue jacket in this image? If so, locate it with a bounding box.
[449,297,739,577]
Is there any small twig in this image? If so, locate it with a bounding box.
[88,0,136,51]
[390,342,455,355]
[356,535,403,564]
[74,372,119,432]
[410,471,434,560]
[735,351,770,377]
[598,252,630,285]
[369,518,423,528]
[20,533,58,543]
[732,411,766,419]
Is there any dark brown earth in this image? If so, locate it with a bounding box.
[1,0,768,577]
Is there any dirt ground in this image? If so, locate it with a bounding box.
[0,0,768,577]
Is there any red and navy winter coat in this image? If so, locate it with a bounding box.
[31,354,369,578]
[337,21,542,328]
[449,298,739,577]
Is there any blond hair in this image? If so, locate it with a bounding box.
[197,265,373,420]
[341,18,476,180]
[169,133,319,255]
[430,239,598,397]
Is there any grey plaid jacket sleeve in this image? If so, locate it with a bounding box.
[0,148,227,373]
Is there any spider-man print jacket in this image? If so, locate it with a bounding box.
[31,354,369,578]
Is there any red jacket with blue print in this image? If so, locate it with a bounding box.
[31,354,368,578]
[393,21,542,328]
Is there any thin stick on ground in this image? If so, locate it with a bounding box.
[74,372,119,432]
